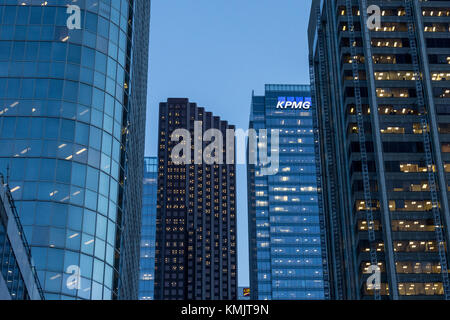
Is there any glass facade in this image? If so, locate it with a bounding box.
[0,179,43,300]
[309,0,450,299]
[247,84,329,300]
[139,157,157,300]
[0,0,150,300]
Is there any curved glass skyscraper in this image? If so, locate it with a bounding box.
[0,0,150,300]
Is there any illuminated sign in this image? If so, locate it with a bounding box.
[243,288,250,297]
[276,97,312,110]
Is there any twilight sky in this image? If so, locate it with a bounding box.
[145,0,312,287]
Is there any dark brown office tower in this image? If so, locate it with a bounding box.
[154,98,237,300]
[309,0,450,300]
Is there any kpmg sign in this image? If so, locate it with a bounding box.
[276,97,312,110]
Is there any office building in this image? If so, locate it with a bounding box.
[0,1,150,299]
[0,177,43,300]
[139,157,157,300]
[247,84,329,300]
[309,0,450,299]
[155,98,237,300]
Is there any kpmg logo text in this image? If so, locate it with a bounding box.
[276,97,312,110]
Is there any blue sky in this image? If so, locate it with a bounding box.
[145,0,312,287]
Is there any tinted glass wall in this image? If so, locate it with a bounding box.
[0,0,150,300]
[139,157,157,300]
[0,181,44,300]
[247,84,329,300]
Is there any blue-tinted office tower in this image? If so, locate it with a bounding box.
[139,157,157,300]
[0,1,150,299]
[247,85,329,300]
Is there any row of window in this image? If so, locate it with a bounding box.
[360,240,438,253]
[358,219,436,232]
[0,79,125,120]
[365,282,444,296]
[340,6,450,18]
[0,222,29,299]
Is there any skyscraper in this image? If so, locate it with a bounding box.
[0,1,150,299]
[309,0,450,299]
[247,84,329,300]
[155,98,237,300]
[139,156,157,300]
[0,178,43,300]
